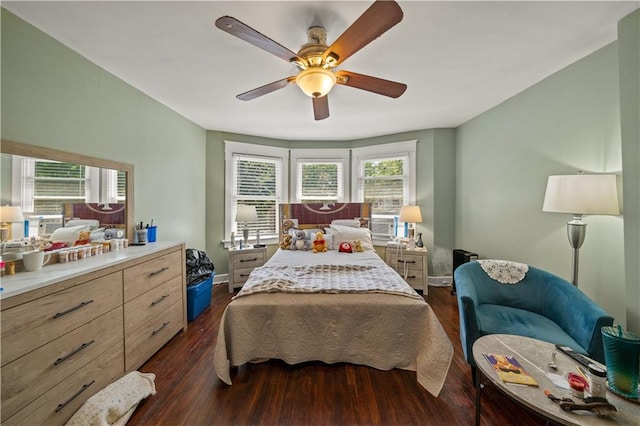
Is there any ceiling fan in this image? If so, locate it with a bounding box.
[215,0,407,121]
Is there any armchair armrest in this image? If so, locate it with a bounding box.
[455,269,482,366]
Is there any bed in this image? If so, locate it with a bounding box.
[214,203,453,396]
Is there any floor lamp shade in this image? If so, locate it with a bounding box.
[542,174,620,216]
[542,174,619,286]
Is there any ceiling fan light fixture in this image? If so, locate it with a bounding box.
[296,67,336,98]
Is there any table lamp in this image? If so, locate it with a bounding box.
[0,205,25,241]
[542,174,619,286]
[399,205,423,249]
[235,204,258,248]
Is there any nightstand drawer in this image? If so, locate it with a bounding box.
[228,247,267,292]
[387,253,424,270]
[232,251,266,269]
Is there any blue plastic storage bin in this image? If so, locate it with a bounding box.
[187,273,214,321]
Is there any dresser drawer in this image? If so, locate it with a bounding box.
[123,250,182,302]
[1,307,123,422]
[124,300,183,370]
[232,250,265,269]
[3,341,124,426]
[1,272,123,366]
[124,275,182,336]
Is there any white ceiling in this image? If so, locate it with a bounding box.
[4,1,639,141]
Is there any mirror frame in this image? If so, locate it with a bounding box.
[1,139,134,240]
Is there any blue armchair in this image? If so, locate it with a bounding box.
[455,261,613,374]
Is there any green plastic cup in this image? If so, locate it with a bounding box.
[601,326,640,399]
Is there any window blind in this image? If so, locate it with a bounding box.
[296,161,343,202]
[231,153,283,236]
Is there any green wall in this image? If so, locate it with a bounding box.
[1,9,207,250]
[456,41,629,327]
[618,10,640,332]
[205,129,456,274]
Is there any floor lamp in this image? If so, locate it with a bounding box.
[542,174,620,286]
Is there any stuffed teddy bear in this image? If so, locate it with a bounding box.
[290,230,310,251]
[352,239,364,252]
[74,230,91,246]
[104,228,118,240]
[312,231,327,253]
[280,234,292,250]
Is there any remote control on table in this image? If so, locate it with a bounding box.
[555,344,604,369]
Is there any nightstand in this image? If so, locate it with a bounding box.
[227,246,267,293]
[385,247,429,294]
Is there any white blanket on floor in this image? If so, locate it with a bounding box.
[65,371,156,426]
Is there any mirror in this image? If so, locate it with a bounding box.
[1,140,134,240]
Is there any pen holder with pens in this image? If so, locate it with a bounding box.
[134,228,147,244]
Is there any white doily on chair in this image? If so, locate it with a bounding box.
[478,260,529,284]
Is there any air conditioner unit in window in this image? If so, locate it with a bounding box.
[39,219,63,236]
[371,217,396,238]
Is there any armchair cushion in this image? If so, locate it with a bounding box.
[455,261,613,367]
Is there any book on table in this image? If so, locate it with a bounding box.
[483,353,539,387]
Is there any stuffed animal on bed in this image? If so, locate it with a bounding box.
[74,230,91,246]
[353,239,364,252]
[290,230,310,251]
[312,231,327,253]
[338,241,353,253]
[280,234,292,250]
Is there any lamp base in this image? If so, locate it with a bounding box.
[566,217,587,287]
[242,227,250,247]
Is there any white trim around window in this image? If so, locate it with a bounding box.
[290,148,350,203]
[224,141,289,247]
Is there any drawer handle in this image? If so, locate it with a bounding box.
[398,259,416,264]
[54,340,95,365]
[240,273,250,277]
[152,321,170,336]
[148,266,169,277]
[150,294,170,307]
[55,380,95,413]
[240,257,258,263]
[406,275,416,279]
[53,300,94,319]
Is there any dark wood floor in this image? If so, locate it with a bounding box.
[128,284,547,425]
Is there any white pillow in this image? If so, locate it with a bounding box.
[330,224,374,251]
[65,219,100,230]
[49,224,90,244]
[331,219,361,228]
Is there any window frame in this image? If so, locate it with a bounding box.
[290,148,350,203]
[224,141,289,246]
[351,140,417,242]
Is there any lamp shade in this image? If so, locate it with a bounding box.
[543,174,620,215]
[399,205,423,223]
[0,205,24,223]
[235,205,258,223]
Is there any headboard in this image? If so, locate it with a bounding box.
[63,203,126,228]
[279,203,371,239]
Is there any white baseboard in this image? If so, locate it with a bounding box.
[428,275,452,286]
[213,273,228,285]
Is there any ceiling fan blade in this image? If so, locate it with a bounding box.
[322,0,403,66]
[237,77,296,101]
[216,16,306,65]
[312,96,330,121]
[336,70,407,98]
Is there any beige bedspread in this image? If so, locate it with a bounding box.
[214,291,453,397]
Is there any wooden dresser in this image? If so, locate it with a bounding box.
[0,242,187,426]
[385,247,429,294]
